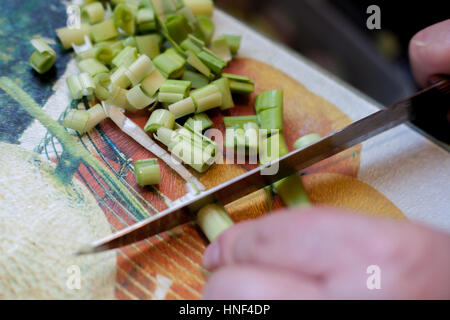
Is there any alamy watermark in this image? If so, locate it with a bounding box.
[66,265,81,290]
[66,5,81,29]
[366,5,381,30]
[366,265,381,290]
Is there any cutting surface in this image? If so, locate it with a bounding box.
[0,2,448,300]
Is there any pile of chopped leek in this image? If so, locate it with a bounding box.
[48,0,248,177]
[29,0,323,241]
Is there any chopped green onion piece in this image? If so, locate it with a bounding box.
[81,2,105,24]
[90,19,120,42]
[173,0,185,11]
[229,81,254,95]
[184,0,214,17]
[158,92,185,104]
[181,38,203,54]
[255,90,284,131]
[210,38,232,62]
[76,47,96,61]
[110,66,131,89]
[223,115,259,129]
[255,89,283,113]
[216,34,242,55]
[56,24,90,49]
[137,7,157,32]
[29,38,56,74]
[126,54,155,86]
[127,84,156,110]
[96,40,124,62]
[186,51,212,78]
[30,38,55,54]
[121,36,137,48]
[195,16,215,44]
[244,122,259,153]
[94,72,111,100]
[258,107,283,131]
[225,126,258,153]
[177,133,217,159]
[113,3,137,35]
[72,35,93,56]
[153,48,186,78]
[160,79,191,96]
[182,70,209,89]
[151,0,177,23]
[224,128,236,149]
[197,49,227,74]
[234,128,246,149]
[259,132,289,165]
[168,97,196,118]
[273,134,320,208]
[134,159,161,186]
[272,175,310,208]
[165,14,191,43]
[136,34,160,59]
[155,127,179,148]
[108,40,125,51]
[222,73,254,83]
[139,0,153,8]
[158,79,191,103]
[106,85,137,112]
[112,46,138,68]
[172,140,213,173]
[94,44,115,65]
[144,109,176,132]
[185,113,213,132]
[196,203,234,242]
[188,34,206,47]
[293,133,322,149]
[190,84,222,113]
[176,5,197,30]
[155,127,212,173]
[222,73,254,94]
[63,109,89,133]
[66,73,95,100]
[176,124,216,148]
[78,58,109,77]
[212,78,234,110]
[154,127,215,173]
[85,103,108,132]
[141,68,166,96]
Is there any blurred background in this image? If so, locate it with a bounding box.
[216,0,448,107]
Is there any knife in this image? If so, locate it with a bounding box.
[76,76,450,255]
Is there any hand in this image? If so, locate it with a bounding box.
[202,20,450,300]
[202,208,450,299]
[409,19,450,87]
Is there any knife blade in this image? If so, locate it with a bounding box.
[76,77,450,255]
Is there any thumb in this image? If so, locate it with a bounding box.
[409,19,450,87]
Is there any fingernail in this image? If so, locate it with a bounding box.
[413,40,427,47]
[203,241,220,270]
[413,28,429,47]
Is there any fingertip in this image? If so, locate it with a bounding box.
[203,265,323,300]
[409,19,450,87]
[203,240,221,270]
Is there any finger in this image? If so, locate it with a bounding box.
[203,208,360,275]
[203,208,401,277]
[409,19,450,87]
[203,265,323,300]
